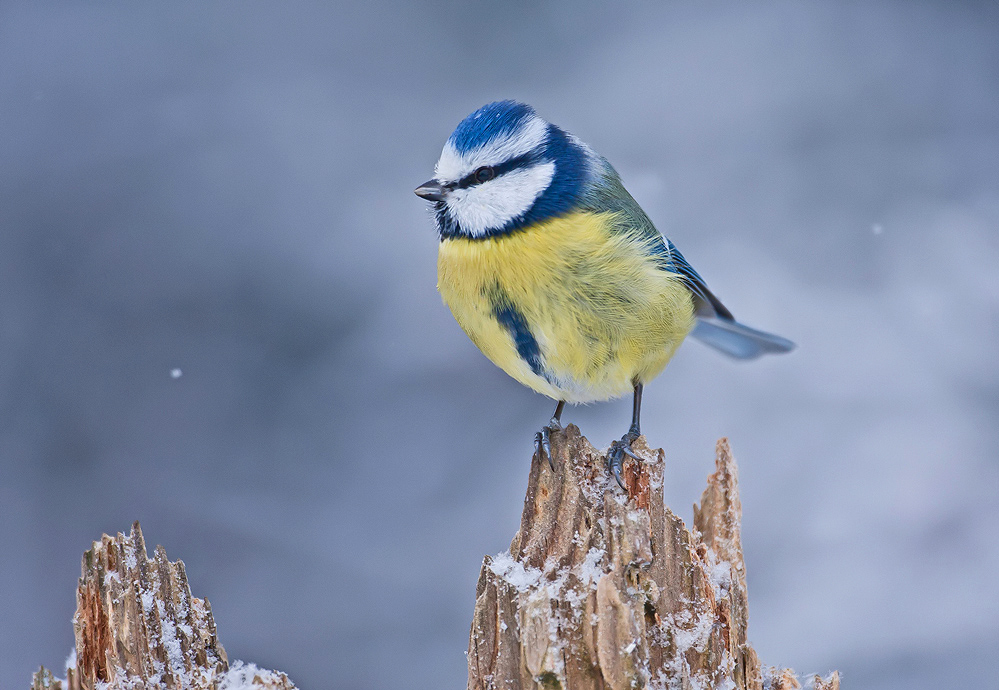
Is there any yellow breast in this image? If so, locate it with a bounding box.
[437,211,695,403]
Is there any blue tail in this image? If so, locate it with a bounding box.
[690,317,796,360]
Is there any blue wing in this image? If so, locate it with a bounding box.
[656,238,733,320]
[655,238,795,359]
[581,161,795,359]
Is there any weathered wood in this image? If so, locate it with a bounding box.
[467,425,839,690]
[31,522,296,690]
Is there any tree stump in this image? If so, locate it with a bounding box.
[30,522,296,690]
[467,425,839,690]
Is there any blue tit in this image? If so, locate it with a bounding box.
[415,101,794,487]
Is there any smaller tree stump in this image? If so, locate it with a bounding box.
[31,522,296,690]
[467,425,839,690]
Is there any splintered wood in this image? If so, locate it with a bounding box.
[467,426,839,690]
[31,522,295,690]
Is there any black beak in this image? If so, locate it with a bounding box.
[414,180,447,202]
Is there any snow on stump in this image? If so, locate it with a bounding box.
[30,522,296,690]
[467,425,839,690]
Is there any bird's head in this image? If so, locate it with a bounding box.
[415,101,593,239]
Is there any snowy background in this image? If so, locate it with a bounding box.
[2,1,997,688]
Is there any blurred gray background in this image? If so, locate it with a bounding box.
[2,1,997,688]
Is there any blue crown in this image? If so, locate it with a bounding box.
[437,101,594,238]
[447,100,537,154]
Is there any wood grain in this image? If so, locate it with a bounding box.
[467,425,839,690]
[31,522,295,690]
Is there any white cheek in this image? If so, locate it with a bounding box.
[445,162,556,237]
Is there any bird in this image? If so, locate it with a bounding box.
[415,100,794,488]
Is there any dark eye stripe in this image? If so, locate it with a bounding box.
[454,151,545,190]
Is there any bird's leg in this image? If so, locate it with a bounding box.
[607,382,643,490]
[533,400,565,471]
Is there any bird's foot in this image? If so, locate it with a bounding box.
[533,418,564,471]
[606,430,641,491]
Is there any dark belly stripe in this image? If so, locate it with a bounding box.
[491,301,544,378]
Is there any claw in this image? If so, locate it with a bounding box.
[606,431,640,492]
[533,418,563,472]
[613,464,626,491]
[605,441,629,491]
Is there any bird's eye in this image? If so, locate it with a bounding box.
[474,166,495,183]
